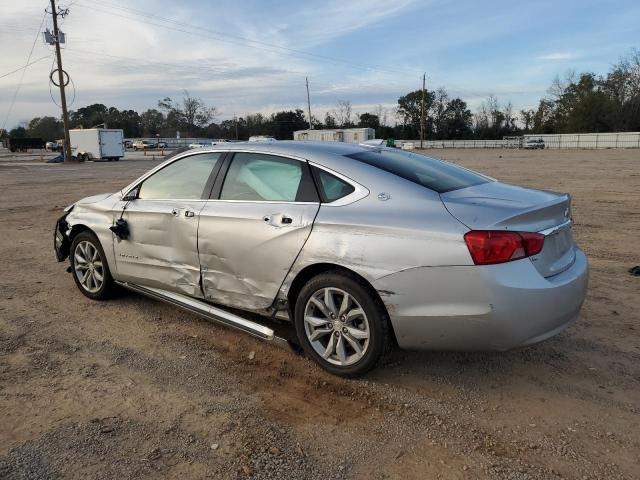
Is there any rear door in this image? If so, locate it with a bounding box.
[198,152,320,310]
[99,130,125,158]
[114,152,224,296]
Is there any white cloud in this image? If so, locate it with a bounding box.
[0,0,426,127]
[1,0,632,129]
[537,52,576,61]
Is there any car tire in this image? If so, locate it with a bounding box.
[70,231,115,300]
[294,271,390,377]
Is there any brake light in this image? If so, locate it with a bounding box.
[464,230,545,265]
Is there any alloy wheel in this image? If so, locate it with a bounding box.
[73,240,104,293]
[303,287,370,366]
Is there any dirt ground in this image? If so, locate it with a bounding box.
[0,147,638,479]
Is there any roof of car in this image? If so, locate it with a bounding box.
[198,140,369,157]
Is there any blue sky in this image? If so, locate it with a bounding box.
[1,0,638,129]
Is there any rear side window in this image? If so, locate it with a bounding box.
[312,166,355,202]
[346,149,489,193]
[220,153,305,202]
[139,152,221,199]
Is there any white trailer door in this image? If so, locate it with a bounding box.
[99,130,124,158]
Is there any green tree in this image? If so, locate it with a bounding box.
[105,108,141,137]
[271,109,307,139]
[69,104,108,129]
[26,116,63,140]
[358,112,380,129]
[519,109,535,131]
[532,99,557,133]
[397,89,435,138]
[140,109,165,136]
[9,126,26,138]
[442,98,473,139]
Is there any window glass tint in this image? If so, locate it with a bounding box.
[315,168,355,202]
[138,153,221,199]
[346,149,489,193]
[221,153,302,201]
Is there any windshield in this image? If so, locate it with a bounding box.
[346,149,490,193]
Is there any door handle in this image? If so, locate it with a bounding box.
[171,208,195,218]
[263,214,293,226]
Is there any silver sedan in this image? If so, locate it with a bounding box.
[54,142,588,376]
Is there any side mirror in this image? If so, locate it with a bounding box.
[123,186,139,201]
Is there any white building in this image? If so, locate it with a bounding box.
[293,128,375,144]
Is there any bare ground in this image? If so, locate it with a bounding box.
[0,148,638,479]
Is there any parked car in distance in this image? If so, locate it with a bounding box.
[188,142,209,149]
[124,140,133,149]
[524,138,545,149]
[248,135,276,142]
[157,141,168,149]
[54,142,588,377]
[46,141,61,151]
[132,140,157,151]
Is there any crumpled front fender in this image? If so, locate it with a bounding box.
[54,210,72,262]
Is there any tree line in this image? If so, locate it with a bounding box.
[2,48,637,142]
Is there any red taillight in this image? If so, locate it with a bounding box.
[518,232,545,256]
[464,230,545,265]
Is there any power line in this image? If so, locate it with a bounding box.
[0,55,52,80]
[62,46,414,99]
[1,7,48,132]
[62,47,314,89]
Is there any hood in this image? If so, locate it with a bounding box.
[75,192,115,205]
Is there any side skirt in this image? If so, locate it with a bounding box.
[116,282,296,352]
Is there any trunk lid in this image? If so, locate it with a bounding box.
[441,181,575,277]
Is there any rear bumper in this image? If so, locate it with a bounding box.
[374,247,588,351]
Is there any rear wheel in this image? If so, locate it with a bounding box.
[70,231,114,300]
[294,272,389,377]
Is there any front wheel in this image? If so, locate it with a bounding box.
[294,272,389,377]
[70,231,115,300]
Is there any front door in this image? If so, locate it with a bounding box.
[198,152,320,310]
[113,152,223,296]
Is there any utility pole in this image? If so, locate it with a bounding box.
[234,116,238,140]
[420,73,425,149]
[50,0,72,162]
[305,77,313,130]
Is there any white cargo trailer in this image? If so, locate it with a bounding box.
[69,128,125,161]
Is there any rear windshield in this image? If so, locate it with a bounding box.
[346,149,490,193]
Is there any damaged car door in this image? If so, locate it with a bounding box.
[198,152,320,310]
[113,152,223,296]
